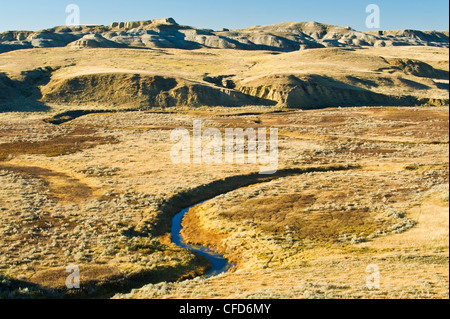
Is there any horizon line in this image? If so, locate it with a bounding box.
[1,17,449,33]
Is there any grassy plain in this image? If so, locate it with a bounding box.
[0,45,448,298]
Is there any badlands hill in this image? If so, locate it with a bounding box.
[0,18,448,53]
[0,18,449,111]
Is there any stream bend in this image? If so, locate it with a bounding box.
[171,202,232,278]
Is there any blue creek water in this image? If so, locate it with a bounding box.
[171,203,232,278]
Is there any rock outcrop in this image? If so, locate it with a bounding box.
[37,72,446,110]
[40,73,273,108]
[67,34,124,48]
[1,19,448,111]
[238,74,421,108]
[0,18,448,54]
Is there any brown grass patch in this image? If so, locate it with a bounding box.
[0,164,93,202]
[376,108,449,122]
[217,193,384,241]
[30,264,122,290]
[181,206,228,247]
[0,127,117,160]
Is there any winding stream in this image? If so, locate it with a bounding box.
[171,202,232,278]
[168,166,356,281]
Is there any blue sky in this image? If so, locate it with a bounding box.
[0,0,448,33]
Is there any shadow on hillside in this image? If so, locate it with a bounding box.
[434,69,450,80]
[286,74,421,108]
[399,78,431,90]
[0,102,51,113]
[435,81,450,91]
[0,70,53,113]
[0,274,61,299]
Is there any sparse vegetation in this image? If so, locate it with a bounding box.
[0,41,448,299]
[0,105,447,299]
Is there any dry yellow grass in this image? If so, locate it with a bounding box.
[0,106,447,298]
[0,46,448,111]
[0,45,448,299]
[112,106,448,299]
[119,173,448,299]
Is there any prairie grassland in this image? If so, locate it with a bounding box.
[0,46,448,111]
[0,105,448,298]
[0,41,449,298]
[120,172,448,299]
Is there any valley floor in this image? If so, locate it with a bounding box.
[0,106,448,298]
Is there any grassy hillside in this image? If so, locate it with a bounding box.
[0,46,448,112]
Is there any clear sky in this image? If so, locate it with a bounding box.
[0,0,448,33]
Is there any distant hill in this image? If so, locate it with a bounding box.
[0,18,448,54]
[0,18,448,111]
